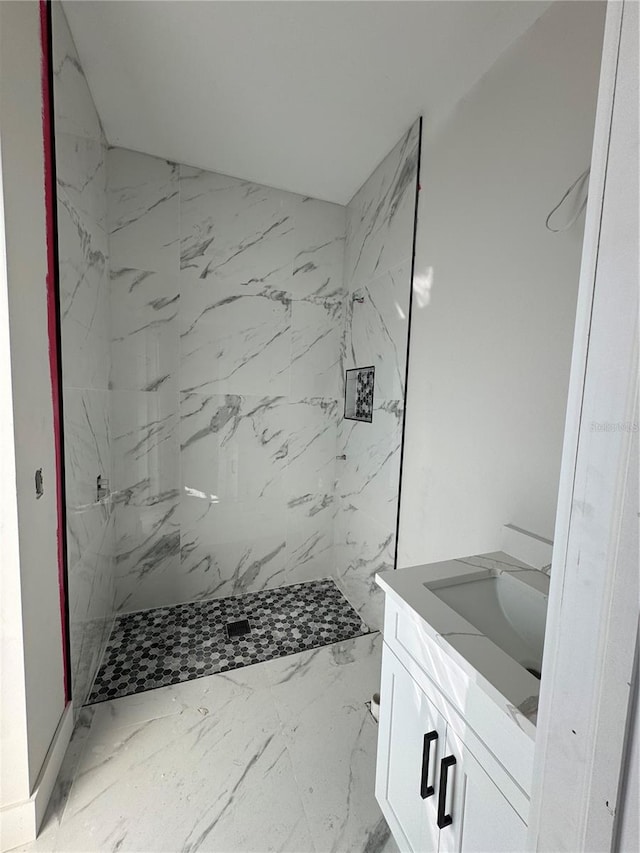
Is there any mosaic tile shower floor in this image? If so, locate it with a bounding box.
[87,578,370,704]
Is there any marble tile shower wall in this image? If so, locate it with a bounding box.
[53,3,116,711]
[336,120,420,630]
[107,149,346,612]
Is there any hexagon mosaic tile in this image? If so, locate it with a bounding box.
[86,578,370,704]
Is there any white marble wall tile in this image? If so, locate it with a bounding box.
[108,148,179,273]
[334,504,394,631]
[179,493,287,601]
[63,388,111,511]
[266,634,395,853]
[346,261,412,401]
[68,514,115,708]
[180,391,288,503]
[180,275,292,397]
[111,388,179,508]
[110,268,179,393]
[66,502,111,583]
[292,197,346,301]
[110,385,181,613]
[178,394,339,596]
[114,499,181,612]
[284,492,336,583]
[58,186,110,391]
[103,149,351,610]
[345,120,420,293]
[56,132,107,230]
[285,397,338,496]
[51,1,104,142]
[180,166,296,288]
[291,297,343,400]
[338,401,403,526]
[180,492,287,549]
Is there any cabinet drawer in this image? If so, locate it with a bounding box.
[383,596,534,814]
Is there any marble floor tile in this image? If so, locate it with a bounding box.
[265,634,394,853]
[40,668,311,853]
[23,635,395,853]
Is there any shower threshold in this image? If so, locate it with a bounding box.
[87,578,369,704]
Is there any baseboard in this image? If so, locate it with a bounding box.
[0,702,73,852]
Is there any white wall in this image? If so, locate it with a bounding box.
[0,0,67,841]
[398,1,606,568]
[0,76,31,822]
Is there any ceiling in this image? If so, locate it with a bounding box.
[62,0,552,204]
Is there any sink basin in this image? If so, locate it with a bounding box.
[377,549,550,741]
[424,571,548,675]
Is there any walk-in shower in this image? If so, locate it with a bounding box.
[53,1,421,709]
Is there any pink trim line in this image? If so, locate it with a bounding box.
[39,0,69,701]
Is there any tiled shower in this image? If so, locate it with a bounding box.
[53,2,420,710]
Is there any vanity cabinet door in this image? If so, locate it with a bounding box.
[437,728,527,853]
[376,645,443,853]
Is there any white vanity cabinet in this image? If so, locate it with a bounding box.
[376,645,527,853]
[374,554,545,852]
[376,645,442,852]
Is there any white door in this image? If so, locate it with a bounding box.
[376,645,444,853]
[438,728,527,853]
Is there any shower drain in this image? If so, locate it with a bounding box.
[225,618,252,640]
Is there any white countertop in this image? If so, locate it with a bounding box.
[377,551,550,741]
